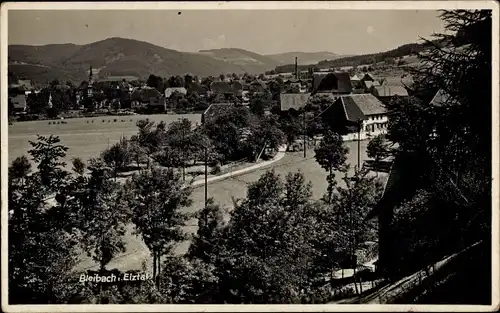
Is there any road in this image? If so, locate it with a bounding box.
[75,140,371,272]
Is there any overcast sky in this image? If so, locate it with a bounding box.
[8,10,445,55]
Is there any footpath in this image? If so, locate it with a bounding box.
[190,144,288,188]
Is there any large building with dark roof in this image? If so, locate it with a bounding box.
[312,72,353,95]
[321,93,388,140]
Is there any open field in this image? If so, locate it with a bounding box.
[7,113,202,165]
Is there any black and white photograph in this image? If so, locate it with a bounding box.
[1,1,498,311]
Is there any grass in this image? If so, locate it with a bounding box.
[8,113,202,165]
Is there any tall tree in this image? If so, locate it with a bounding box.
[314,130,349,202]
[125,167,192,288]
[8,137,78,304]
[101,136,132,179]
[72,158,128,271]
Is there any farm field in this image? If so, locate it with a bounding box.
[7,113,202,165]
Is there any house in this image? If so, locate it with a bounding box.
[322,94,388,140]
[350,74,361,89]
[312,72,352,95]
[9,95,27,114]
[165,87,187,99]
[363,80,381,92]
[280,93,311,113]
[149,96,167,111]
[360,73,376,82]
[429,89,459,107]
[371,85,409,104]
[130,87,163,109]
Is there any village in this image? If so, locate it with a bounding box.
[5,6,494,309]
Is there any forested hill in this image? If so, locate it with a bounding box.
[273,40,446,73]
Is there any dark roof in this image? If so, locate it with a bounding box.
[130,87,162,102]
[372,86,409,97]
[10,95,27,109]
[280,93,311,111]
[429,89,459,107]
[361,73,376,81]
[340,94,387,122]
[313,72,352,93]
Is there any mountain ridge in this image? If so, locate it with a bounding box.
[8,37,350,84]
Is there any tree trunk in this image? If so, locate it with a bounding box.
[157,254,161,290]
[152,250,157,283]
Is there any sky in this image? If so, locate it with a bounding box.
[8,10,446,55]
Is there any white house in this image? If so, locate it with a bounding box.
[336,93,388,140]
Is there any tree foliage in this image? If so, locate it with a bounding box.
[125,167,192,286]
[383,10,492,295]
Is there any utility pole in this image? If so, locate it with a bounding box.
[182,127,186,182]
[204,145,208,207]
[303,110,307,158]
[357,119,361,172]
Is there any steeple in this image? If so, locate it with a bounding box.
[89,64,93,85]
[87,64,94,99]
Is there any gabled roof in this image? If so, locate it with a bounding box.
[372,85,409,97]
[313,72,352,93]
[280,93,311,111]
[340,94,387,122]
[10,95,27,109]
[429,89,459,107]
[361,73,376,81]
[165,87,187,98]
[364,80,381,89]
[131,87,162,102]
[350,74,361,81]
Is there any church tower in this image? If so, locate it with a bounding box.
[87,64,94,98]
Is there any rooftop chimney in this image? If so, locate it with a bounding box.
[295,57,298,79]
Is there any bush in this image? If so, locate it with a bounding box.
[211,164,222,175]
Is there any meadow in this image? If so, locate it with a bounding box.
[8,113,202,165]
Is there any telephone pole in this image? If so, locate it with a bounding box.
[357,119,361,171]
[303,110,307,158]
[204,145,208,207]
